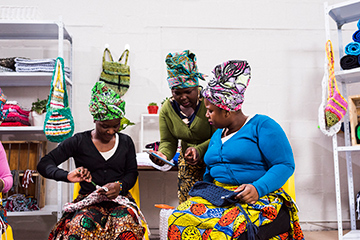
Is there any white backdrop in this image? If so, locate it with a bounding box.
[1,0,360,232]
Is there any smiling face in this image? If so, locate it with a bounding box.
[204,98,229,129]
[94,118,121,142]
[171,86,199,109]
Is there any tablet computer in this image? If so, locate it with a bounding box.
[146,151,175,167]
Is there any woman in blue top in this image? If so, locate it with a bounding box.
[168,60,304,240]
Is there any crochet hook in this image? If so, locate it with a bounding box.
[77,169,108,192]
[91,180,109,192]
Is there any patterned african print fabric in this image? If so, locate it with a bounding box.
[168,182,304,240]
[0,205,8,234]
[165,50,206,89]
[49,193,146,240]
[202,60,251,111]
[89,81,125,121]
[0,88,8,123]
[177,150,206,204]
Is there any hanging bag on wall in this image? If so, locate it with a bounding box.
[324,40,348,128]
[99,48,130,97]
[43,57,74,142]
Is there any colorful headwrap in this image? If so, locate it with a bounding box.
[89,81,125,121]
[202,60,251,111]
[165,50,206,89]
[0,88,9,123]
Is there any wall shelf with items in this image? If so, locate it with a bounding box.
[324,1,360,239]
[0,72,73,87]
[139,114,160,152]
[0,20,73,220]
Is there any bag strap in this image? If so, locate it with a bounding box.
[53,62,64,93]
[118,49,129,65]
[103,48,114,63]
[326,40,336,99]
[46,57,69,110]
[326,40,348,104]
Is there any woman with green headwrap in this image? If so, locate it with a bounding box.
[149,50,216,203]
[37,81,146,240]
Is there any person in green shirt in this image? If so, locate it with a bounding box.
[149,50,216,203]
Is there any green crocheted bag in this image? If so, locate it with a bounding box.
[43,57,74,143]
[99,48,130,97]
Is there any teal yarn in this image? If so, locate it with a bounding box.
[345,42,360,55]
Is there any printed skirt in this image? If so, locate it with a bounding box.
[177,151,206,204]
[49,193,145,240]
[168,181,305,240]
[0,205,8,234]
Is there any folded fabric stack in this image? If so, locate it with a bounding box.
[14,57,71,78]
[340,19,360,70]
[0,101,31,126]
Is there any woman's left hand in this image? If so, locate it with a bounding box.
[97,182,121,200]
[234,184,259,204]
[184,147,200,165]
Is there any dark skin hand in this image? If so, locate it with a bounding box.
[67,167,92,183]
[148,150,166,166]
[234,184,259,204]
[149,148,200,166]
[68,167,121,200]
[97,182,121,200]
[184,147,200,165]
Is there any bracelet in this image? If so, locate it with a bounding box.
[0,178,4,192]
[115,181,123,192]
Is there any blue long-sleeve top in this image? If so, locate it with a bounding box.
[203,114,295,197]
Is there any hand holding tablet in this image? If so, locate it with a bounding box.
[146,151,175,167]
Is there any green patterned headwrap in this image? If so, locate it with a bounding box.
[89,81,125,121]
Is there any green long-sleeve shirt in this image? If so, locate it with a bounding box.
[158,98,216,161]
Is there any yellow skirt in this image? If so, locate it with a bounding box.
[168,181,304,240]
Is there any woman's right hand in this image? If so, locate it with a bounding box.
[148,150,166,166]
[67,167,92,183]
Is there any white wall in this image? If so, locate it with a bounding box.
[1,0,359,232]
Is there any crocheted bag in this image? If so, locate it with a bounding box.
[43,57,74,142]
[189,181,238,207]
[325,40,348,128]
[99,48,130,97]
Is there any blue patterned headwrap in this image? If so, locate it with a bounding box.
[165,50,206,89]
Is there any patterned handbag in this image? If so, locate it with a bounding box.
[99,48,130,97]
[325,40,348,128]
[43,57,74,142]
